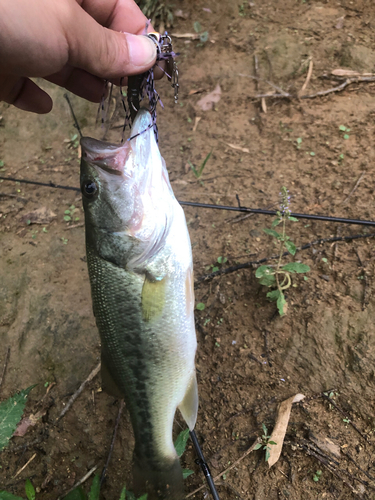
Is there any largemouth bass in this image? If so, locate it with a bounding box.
[80,109,198,500]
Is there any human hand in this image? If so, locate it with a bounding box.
[0,0,157,113]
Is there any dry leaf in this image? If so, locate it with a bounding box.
[172,33,200,40]
[174,9,188,19]
[21,207,56,225]
[13,410,46,437]
[193,117,202,132]
[188,88,205,95]
[267,393,305,467]
[226,143,250,153]
[331,69,374,77]
[197,85,221,111]
[261,97,267,113]
[335,16,345,29]
[309,431,341,460]
[172,179,188,185]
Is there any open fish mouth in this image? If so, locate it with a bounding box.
[80,109,154,177]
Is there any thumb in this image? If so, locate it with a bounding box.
[65,4,157,80]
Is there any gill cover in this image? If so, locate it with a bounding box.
[80,109,174,271]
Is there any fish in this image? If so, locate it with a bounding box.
[80,109,198,500]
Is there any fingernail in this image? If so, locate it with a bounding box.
[127,34,157,68]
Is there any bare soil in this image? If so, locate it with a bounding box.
[1,1,375,499]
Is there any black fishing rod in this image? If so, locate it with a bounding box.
[190,430,220,500]
[1,175,375,227]
[178,200,375,227]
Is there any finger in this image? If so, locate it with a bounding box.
[0,75,52,113]
[79,0,151,34]
[46,67,107,102]
[65,2,157,79]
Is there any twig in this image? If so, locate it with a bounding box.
[13,452,37,479]
[303,438,340,466]
[100,400,125,486]
[0,193,27,201]
[354,248,369,311]
[226,204,277,224]
[239,73,289,96]
[253,55,267,113]
[331,226,341,270]
[254,76,375,100]
[249,353,264,366]
[195,233,375,285]
[64,222,85,230]
[57,464,99,500]
[298,442,360,495]
[0,347,10,394]
[186,438,261,498]
[299,57,313,95]
[58,362,100,420]
[341,448,375,482]
[302,439,374,492]
[301,388,339,404]
[322,394,370,443]
[342,171,366,205]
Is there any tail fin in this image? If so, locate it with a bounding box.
[132,455,184,500]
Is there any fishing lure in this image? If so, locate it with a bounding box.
[125,31,179,141]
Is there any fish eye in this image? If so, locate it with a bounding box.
[82,180,98,198]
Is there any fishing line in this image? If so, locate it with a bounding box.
[63,94,83,139]
[1,175,375,227]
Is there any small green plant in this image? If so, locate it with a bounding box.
[174,429,194,478]
[254,423,277,462]
[193,21,209,43]
[206,255,227,273]
[339,124,350,140]
[64,205,80,223]
[0,492,25,499]
[255,187,310,315]
[65,133,79,149]
[25,480,36,500]
[238,1,247,16]
[0,387,37,500]
[196,302,205,311]
[295,137,302,149]
[313,470,322,482]
[188,150,212,180]
[138,0,174,29]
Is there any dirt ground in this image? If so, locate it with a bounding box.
[2,0,375,499]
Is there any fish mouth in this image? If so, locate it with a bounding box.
[80,109,154,176]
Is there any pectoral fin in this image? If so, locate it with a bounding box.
[178,374,198,431]
[141,275,166,322]
[101,355,123,399]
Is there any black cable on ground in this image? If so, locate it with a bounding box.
[1,175,375,228]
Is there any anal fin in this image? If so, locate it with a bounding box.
[101,354,124,399]
[178,374,198,431]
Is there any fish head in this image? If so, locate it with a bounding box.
[80,109,174,238]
